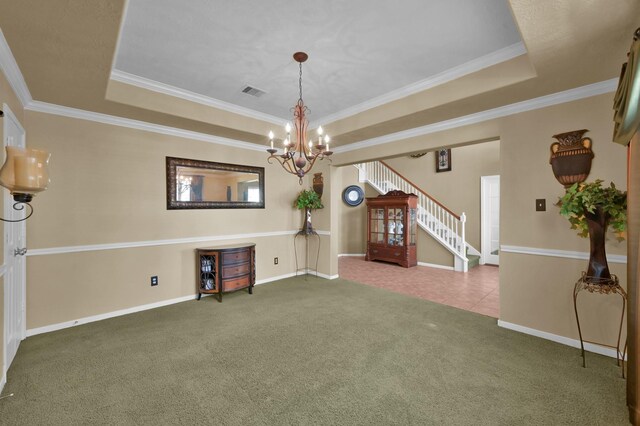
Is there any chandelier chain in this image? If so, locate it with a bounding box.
[299,62,303,101]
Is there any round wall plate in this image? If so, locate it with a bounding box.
[342,185,364,206]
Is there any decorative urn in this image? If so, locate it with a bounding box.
[549,129,594,188]
[313,173,324,198]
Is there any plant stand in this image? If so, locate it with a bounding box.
[294,230,320,278]
[573,272,627,376]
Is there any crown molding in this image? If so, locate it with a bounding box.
[311,42,527,127]
[333,78,618,154]
[0,26,618,159]
[110,69,284,125]
[25,100,268,152]
[0,28,32,107]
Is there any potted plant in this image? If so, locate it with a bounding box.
[556,179,627,284]
[294,189,324,234]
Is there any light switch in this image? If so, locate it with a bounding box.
[535,199,546,212]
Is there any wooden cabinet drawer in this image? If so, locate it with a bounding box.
[369,246,404,259]
[223,276,250,291]
[223,250,250,264]
[222,262,250,279]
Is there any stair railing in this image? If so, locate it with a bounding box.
[355,161,468,271]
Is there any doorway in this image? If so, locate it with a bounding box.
[481,175,500,265]
[2,104,27,386]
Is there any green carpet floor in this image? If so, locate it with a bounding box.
[0,276,629,425]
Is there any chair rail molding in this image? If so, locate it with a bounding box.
[27,230,332,256]
[500,245,627,264]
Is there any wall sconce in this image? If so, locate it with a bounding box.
[0,146,50,222]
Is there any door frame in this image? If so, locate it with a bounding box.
[2,104,27,391]
[480,175,500,265]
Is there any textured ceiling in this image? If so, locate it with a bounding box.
[114,0,522,121]
[0,0,638,151]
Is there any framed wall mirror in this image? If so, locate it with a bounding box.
[166,156,265,209]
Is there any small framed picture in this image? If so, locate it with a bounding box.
[435,149,452,173]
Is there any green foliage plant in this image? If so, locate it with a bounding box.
[556,179,627,241]
[294,189,324,210]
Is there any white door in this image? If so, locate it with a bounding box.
[3,104,27,378]
[481,175,500,265]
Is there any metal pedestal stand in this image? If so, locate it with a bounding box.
[294,229,320,277]
[573,272,627,376]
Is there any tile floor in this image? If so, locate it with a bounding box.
[338,256,500,318]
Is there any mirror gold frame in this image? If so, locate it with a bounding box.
[166,156,265,209]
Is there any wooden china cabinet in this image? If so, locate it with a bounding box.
[365,190,418,268]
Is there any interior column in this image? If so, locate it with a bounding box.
[629,132,640,425]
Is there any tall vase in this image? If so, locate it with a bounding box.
[584,205,613,284]
[300,207,314,234]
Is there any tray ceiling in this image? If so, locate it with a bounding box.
[114,0,523,122]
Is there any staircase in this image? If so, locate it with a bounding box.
[355,161,470,272]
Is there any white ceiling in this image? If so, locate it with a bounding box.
[114,0,523,124]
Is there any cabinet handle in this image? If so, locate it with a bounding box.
[14,247,27,256]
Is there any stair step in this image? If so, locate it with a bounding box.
[467,254,480,270]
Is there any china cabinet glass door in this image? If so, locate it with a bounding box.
[387,207,405,246]
[370,208,385,243]
[409,208,417,245]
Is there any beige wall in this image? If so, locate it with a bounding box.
[499,93,627,344]
[332,92,627,345]
[22,111,333,329]
[1,65,629,363]
[385,140,500,252]
[336,165,367,255]
[335,142,499,267]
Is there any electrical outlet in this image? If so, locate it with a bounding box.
[274,257,279,265]
[151,276,158,286]
[535,199,546,211]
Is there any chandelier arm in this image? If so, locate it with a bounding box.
[281,155,299,175]
[267,154,298,176]
[301,155,318,176]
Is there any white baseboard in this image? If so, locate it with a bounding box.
[338,253,365,257]
[316,272,339,280]
[26,294,199,337]
[498,320,625,360]
[417,261,455,271]
[25,272,341,337]
[27,274,302,337]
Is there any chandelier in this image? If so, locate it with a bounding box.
[267,52,333,184]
